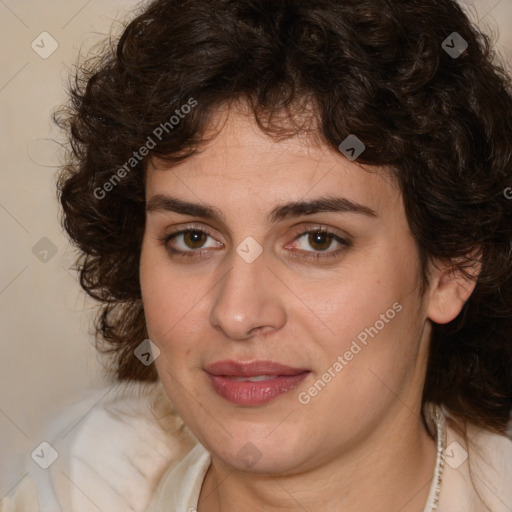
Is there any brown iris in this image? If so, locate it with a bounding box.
[307,232,332,251]
[184,230,208,249]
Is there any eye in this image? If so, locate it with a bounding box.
[287,227,351,261]
[160,228,221,257]
[158,225,351,262]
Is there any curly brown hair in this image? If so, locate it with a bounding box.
[56,0,512,435]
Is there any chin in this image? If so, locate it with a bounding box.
[201,425,312,473]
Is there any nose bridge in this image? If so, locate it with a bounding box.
[209,245,286,340]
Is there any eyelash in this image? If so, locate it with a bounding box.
[158,225,351,262]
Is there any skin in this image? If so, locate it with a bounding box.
[139,102,479,512]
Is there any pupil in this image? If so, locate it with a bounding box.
[310,232,330,251]
[186,231,205,248]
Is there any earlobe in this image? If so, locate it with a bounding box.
[426,255,481,325]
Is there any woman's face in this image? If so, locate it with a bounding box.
[140,104,442,474]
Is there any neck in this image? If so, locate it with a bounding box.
[198,406,437,512]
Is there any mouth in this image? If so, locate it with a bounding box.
[204,360,311,406]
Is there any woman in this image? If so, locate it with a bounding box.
[2,0,512,510]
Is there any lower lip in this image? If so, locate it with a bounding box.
[207,372,310,406]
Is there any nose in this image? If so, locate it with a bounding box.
[208,248,287,341]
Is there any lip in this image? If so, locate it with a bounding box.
[205,360,310,406]
[205,360,308,377]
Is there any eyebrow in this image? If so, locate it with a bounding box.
[146,194,378,223]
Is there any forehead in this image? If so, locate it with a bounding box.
[145,105,402,220]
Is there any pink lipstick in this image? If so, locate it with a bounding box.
[205,360,310,406]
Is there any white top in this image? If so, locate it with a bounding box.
[2,382,512,512]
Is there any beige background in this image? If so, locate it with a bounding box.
[1,0,511,497]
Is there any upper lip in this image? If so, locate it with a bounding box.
[205,360,309,377]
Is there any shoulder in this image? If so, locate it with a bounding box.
[1,381,197,512]
[439,410,512,512]
[466,423,512,509]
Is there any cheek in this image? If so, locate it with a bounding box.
[317,265,411,344]
[141,277,194,350]
[310,245,423,382]
[140,241,178,343]
[140,242,208,361]
[317,285,406,376]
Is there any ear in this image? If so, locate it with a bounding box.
[426,251,481,325]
